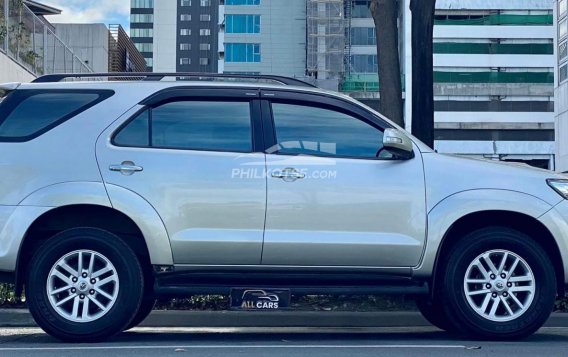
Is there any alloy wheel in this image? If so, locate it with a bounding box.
[46,250,120,323]
[463,249,535,322]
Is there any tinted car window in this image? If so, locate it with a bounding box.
[271,103,384,158]
[113,110,149,147]
[0,91,110,141]
[114,101,253,152]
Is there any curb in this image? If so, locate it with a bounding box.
[1,309,568,328]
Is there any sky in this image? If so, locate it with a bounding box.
[43,0,130,31]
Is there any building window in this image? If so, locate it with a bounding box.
[350,27,376,46]
[225,15,260,34]
[180,14,191,21]
[131,0,154,8]
[145,58,153,67]
[200,14,211,21]
[201,0,211,6]
[352,0,371,18]
[560,42,568,63]
[131,14,154,23]
[200,29,211,36]
[181,0,191,6]
[350,55,378,73]
[180,28,192,36]
[561,18,568,40]
[561,0,567,19]
[180,58,191,65]
[434,11,553,26]
[225,43,261,62]
[561,64,568,84]
[135,43,153,52]
[200,43,211,50]
[200,58,209,65]
[180,43,191,51]
[225,0,260,5]
[130,28,153,37]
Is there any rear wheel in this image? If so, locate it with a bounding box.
[26,228,144,342]
[442,227,556,339]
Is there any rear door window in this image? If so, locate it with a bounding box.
[0,90,113,141]
[114,100,253,153]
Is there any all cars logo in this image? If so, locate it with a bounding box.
[240,290,280,309]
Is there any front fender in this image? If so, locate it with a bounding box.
[105,183,173,266]
[413,189,554,279]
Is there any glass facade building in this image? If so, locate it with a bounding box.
[130,0,155,70]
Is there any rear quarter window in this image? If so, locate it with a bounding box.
[0,90,114,142]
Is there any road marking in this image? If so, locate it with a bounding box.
[0,344,470,352]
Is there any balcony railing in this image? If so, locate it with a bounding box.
[0,0,92,76]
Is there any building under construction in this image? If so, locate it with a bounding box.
[306,0,346,89]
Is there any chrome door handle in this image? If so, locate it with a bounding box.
[109,161,143,176]
[271,168,305,182]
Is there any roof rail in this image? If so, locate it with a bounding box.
[32,72,317,88]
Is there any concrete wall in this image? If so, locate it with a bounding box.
[153,0,177,72]
[0,52,36,83]
[54,24,109,73]
[221,2,306,77]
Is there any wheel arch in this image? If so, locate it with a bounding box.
[434,211,564,295]
[414,189,565,297]
[15,203,167,295]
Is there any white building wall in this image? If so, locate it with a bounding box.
[220,2,306,77]
[0,53,36,83]
[555,0,568,171]
[153,0,177,72]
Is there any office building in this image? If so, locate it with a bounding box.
[130,0,219,73]
[218,0,306,77]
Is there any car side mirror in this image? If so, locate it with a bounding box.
[383,128,414,160]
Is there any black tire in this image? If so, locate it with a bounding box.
[442,227,556,340]
[416,297,454,331]
[125,297,156,330]
[27,228,144,342]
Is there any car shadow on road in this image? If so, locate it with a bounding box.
[2,327,567,346]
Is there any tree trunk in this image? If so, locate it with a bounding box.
[410,0,436,148]
[369,0,403,127]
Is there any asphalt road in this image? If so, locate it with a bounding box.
[1,326,568,357]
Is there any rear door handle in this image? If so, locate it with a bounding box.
[109,161,143,176]
[271,168,305,182]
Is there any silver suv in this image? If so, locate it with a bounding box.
[1,73,568,342]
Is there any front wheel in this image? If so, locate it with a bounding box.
[26,228,144,342]
[442,227,556,339]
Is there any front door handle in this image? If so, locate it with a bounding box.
[109,161,143,176]
[271,168,305,182]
